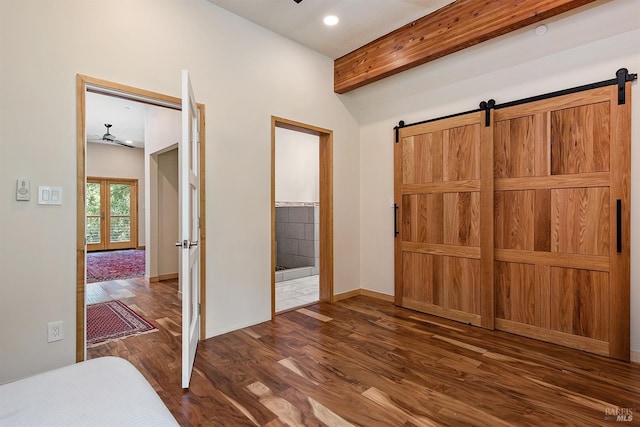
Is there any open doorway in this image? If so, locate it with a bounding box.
[271,117,333,317]
[76,75,206,362]
[274,127,319,312]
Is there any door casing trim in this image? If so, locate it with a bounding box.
[271,116,334,318]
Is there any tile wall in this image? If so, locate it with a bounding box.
[275,204,319,281]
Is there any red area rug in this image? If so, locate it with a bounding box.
[86,249,145,283]
[86,300,157,347]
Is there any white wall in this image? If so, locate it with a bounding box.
[86,142,145,246]
[354,3,640,353]
[0,0,360,383]
[275,127,319,202]
[144,107,181,280]
[157,149,179,276]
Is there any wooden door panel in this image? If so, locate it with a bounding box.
[551,102,610,175]
[402,252,437,304]
[494,190,535,250]
[442,256,481,315]
[443,192,480,247]
[494,115,535,178]
[495,261,540,326]
[533,189,552,252]
[549,267,609,341]
[443,124,480,182]
[401,194,444,244]
[551,187,610,256]
[402,133,443,184]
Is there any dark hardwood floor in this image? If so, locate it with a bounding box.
[88,278,640,426]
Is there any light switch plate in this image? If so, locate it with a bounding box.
[16,179,30,201]
[38,186,63,205]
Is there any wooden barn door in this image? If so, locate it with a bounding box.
[493,84,630,360]
[394,111,494,328]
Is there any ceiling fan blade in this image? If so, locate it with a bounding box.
[111,139,135,148]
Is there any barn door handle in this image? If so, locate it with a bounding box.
[394,203,399,237]
[616,199,622,253]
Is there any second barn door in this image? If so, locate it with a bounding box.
[493,84,630,360]
[394,111,495,328]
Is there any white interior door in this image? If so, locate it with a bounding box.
[180,69,201,388]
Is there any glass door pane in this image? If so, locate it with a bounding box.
[86,182,101,244]
[86,180,105,251]
[109,183,131,244]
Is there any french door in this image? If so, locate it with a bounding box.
[395,81,631,360]
[86,178,138,251]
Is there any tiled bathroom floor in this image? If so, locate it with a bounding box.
[275,274,319,312]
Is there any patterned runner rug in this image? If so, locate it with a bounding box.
[87,300,157,347]
[86,249,145,283]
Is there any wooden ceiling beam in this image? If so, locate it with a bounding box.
[334,0,597,94]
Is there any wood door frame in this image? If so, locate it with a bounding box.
[86,177,139,251]
[271,117,334,317]
[76,74,207,361]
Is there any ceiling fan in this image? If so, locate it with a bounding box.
[96,124,135,148]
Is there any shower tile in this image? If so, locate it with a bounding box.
[298,240,314,258]
[279,238,298,255]
[305,223,315,241]
[277,253,293,269]
[276,207,289,223]
[293,255,314,268]
[287,223,306,240]
[289,207,311,223]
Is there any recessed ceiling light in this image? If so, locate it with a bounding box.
[323,15,339,26]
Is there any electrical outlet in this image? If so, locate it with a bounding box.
[48,321,63,342]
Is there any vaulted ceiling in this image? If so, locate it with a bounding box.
[206,0,457,59]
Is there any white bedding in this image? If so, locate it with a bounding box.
[0,356,179,427]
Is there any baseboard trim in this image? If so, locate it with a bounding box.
[333,289,361,302]
[632,350,640,364]
[149,273,178,283]
[334,289,394,303]
[360,289,394,302]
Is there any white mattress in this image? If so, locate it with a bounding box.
[0,356,179,427]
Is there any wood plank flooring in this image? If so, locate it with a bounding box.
[88,278,640,426]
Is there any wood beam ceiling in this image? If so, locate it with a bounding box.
[334,0,598,94]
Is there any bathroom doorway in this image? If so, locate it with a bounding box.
[271,117,333,316]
